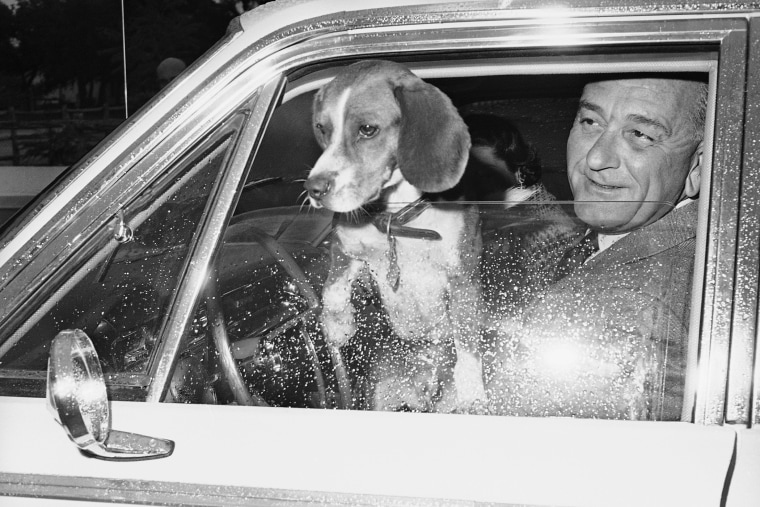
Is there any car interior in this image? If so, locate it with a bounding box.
[0,51,714,421]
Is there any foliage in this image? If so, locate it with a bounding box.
[122,0,232,111]
[1,0,262,165]
[0,3,17,74]
[13,0,122,106]
[5,0,235,110]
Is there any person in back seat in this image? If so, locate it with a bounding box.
[485,76,707,421]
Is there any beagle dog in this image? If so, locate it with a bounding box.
[304,60,485,411]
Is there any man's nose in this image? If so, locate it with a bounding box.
[585,131,620,171]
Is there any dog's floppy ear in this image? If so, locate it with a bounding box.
[311,87,327,148]
[394,79,471,193]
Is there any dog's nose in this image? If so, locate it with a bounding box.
[304,176,331,199]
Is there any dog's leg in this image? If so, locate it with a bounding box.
[453,342,487,409]
[450,278,488,412]
[321,245,364,348]
[448,214,488,412]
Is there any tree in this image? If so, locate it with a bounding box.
[0,2,23,109]
[13,0,122,108]
[0,3,17,73]
[123,0,231,112]
[9,0,232,111]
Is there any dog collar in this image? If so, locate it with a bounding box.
[371,198,442,240]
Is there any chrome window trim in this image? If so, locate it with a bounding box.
[0,472,486,507]
[284,53,715,102]
[737,18,760,427]
[692,26,749,426]
[237,0,760,35]
[145,76,286,402]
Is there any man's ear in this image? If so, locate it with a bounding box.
[684,141,703,198]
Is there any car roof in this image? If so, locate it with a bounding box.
[238,0,760,37]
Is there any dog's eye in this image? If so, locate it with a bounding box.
[358,125,379,138]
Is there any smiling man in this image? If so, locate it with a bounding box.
[485,76,707,421]
[568,77,704,234]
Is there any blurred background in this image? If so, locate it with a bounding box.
[0,0,274,168]
[0,0,275,224]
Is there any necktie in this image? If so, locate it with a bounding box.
[554,231,599,281]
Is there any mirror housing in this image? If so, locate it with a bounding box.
[47,329,174,460]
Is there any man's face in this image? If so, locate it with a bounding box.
[566,78,703,233]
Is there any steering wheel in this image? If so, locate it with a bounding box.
[205,226,353,409]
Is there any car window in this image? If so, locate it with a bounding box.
[0,114,244,384]
[0,54,709,422]
[166,64,707,421]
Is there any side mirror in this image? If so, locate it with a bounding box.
[47,329,174,460]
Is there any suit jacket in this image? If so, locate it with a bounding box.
[485,201,698,420]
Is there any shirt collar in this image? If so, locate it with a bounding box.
[592,198,695,256]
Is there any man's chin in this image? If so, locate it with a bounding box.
[573,201,636,233]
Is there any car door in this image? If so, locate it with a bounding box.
[1,1,759,506]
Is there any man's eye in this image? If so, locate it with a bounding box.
[578,117,598,129]
[358,125,379,138]
[631,129,655,143]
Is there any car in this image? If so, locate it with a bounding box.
[1,0,759,505]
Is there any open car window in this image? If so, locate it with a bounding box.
[166,61,708,420]
[0,56,711,422]
[182,198,689,421]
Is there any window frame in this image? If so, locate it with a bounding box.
[184,14,745,425]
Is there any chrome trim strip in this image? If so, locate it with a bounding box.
[739,18,760,428]
[693,26,749,425]
[145,77,285,402]
[238,0,760,36]
[0,472,497,507]
[284,54,715,102]
[682,67,719,424]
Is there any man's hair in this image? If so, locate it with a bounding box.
[585,74,708,144]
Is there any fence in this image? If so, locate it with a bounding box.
[0,105,125,166]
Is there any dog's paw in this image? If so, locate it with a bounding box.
[453,351,488,404]
[321,310,356,347]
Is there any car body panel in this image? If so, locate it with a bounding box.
[0,396,746,507]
